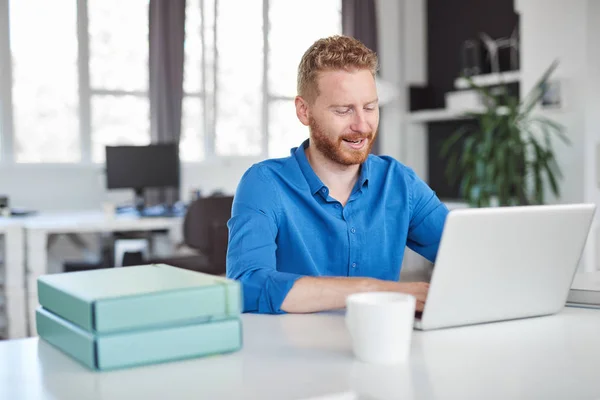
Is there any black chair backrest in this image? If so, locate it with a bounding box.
[183,195,234,254]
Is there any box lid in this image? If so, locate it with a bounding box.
[37,264,241,333]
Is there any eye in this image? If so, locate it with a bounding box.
[334,108,351,115]
[364,104,377,111]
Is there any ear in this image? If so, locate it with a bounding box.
[295,96,310,126]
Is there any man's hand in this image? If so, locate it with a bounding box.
[375,280,430,312]
[281,276,430,313]
[397,281,430,311]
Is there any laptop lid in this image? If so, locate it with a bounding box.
[418,203,596,330]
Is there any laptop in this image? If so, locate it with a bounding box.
[414,203,596,331]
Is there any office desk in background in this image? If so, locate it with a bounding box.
[23,211,183,335]
[0,219,26,339]
[0,307,599,400]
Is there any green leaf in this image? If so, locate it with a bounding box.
[440,126,469,157]
[445,153,460,184]
[529,116,570,145]
[520,59,560,117]
[547,155,563,179]
[545,154,560,196]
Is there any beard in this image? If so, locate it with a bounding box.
[308,116,377,166]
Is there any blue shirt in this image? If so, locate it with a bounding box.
[226,140,449,314]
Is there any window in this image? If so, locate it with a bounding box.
[2,0,149,164]
[0,0,341,164]
[180,0,213,162]
[9,0,80,163]
[183,0,264,161]
[183,0,342,160]
[88,0,150,163]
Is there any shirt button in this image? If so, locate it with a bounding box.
[335,204,340,209]
[350,227,356,234]
[352,262,357,268]
[321,188,327,193]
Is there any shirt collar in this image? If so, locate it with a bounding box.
[293,139,371,196]
[294,139,325,195]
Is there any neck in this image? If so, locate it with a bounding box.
[306,145,361,205]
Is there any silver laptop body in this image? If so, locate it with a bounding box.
[414,203,596,330]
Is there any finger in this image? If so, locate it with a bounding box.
[415,300,425,312]
[414,291,428,303]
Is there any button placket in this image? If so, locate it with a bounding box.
[347,204,359,274]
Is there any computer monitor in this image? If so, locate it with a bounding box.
[105,143,180,211]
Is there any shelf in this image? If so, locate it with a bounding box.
[454,71,520,89]
[408,109,475,123]
[408,106,509,123]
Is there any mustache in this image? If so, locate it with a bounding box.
[339,133,374,141]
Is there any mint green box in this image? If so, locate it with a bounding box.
[36,307,243,371]
[36,264,243,371]
[37,264,241,333]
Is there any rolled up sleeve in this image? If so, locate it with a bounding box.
[226,165,303,314]
[405,167,449,263]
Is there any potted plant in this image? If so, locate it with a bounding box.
[440,60,569,207]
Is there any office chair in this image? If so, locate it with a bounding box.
[140,195,234,275]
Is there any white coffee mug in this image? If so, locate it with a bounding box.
[346,292,416,365]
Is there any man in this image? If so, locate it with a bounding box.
[227,35,448,314]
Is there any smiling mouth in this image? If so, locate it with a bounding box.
[342,138,367,149]
[343,138,363,144]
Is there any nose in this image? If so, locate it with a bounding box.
[350,110,370,134]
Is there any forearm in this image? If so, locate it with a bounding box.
[280,276,382,313]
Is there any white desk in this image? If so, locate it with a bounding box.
[24,211,183,335]
[0,219,26,339]
[1,307,599,400]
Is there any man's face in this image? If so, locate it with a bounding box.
[307,69,379,166]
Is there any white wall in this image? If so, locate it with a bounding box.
[376,0,403,162]
[377,0,433,278]
[516,0,600,271]
[517,0,588,205]
[376,0,427,178]
[0,157,261,212]
[584,0,600,272]
[400,0,428,181]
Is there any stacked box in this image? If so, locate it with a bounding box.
[36,264,242,371]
